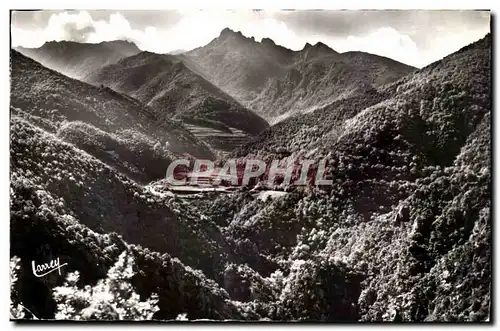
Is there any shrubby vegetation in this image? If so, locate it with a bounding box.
[10,257,27,319]
[53,252,159,320]
[57,121,174,182]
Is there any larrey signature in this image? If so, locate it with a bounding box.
[31,257,68,277]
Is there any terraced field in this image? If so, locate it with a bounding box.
[184,124,254,152]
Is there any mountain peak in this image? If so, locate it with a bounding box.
[220,27,234,36]
[313,41,330,49]
[303,42,313,49]
[99,39,139,47]
[261,37,276,47]
[301,41,338,61]
[219,27,244,39]
[302,41,335,52]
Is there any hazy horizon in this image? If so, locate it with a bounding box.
[11,9,490,68]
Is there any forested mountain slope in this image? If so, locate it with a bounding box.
[11,50,213,182]
[220,33,491,321]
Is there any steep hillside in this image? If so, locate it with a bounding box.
[185,28,296,103]
[221,34,491,321]
[15,40,141,79]
[248,48,415,120]
[10,50,214,182]
[236,34,490,163]
[184,28,415,120]
[83,51,269,150]
[339,51,417,86]
[10,117,262,320]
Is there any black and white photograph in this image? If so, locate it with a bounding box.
[8,7,492,323]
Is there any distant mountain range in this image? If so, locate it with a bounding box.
[16,29,415,122]
[83,51,269,140]
[185,28,416,120]
[15,40,141,80]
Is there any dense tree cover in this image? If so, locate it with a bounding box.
[56,121,175,183]
[10,118,222,277]
[10,158,255,320]
[10,34,491,322]
[220,34,491,321]
[10,50,214,162]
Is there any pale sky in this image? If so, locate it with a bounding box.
[11,10,491,67]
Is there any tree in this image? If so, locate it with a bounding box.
[52,251,159,320]
[10,256,27,319]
